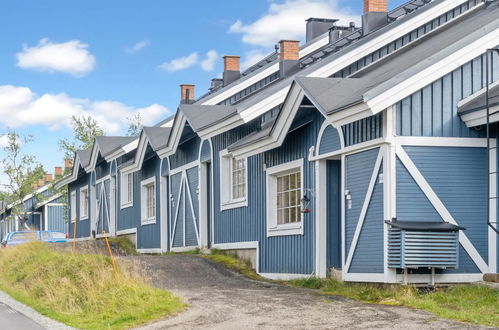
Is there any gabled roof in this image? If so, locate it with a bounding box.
[95,136,135,157]
[227,116,277,152]
[76,149,92,169]
[179,104,238,131]
[142,126,171,151]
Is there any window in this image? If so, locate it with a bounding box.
[120,172,133,208]
[220,149,248,210]
[11,232,38,242]
[70,191,76,223]
[266,159,304,237]
[80,187,89,219]
[141,177,156,225]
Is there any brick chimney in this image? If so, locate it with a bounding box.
[45,173,53,183]
[31,183,38,189]
[180,84,195,104]
[65,159,73,170]
[54,166,62,177]
[279,40,300,77]
[38,179,45,187]
[363,0,388,35]
[223,55,240,87]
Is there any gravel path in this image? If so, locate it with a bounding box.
[129,255,486,330]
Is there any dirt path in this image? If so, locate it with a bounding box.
[128,255,485,329]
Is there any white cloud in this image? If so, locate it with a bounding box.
[241,50,269,70]
[229,0,358,47]
[125,40,150,54]
[160,50,220,72]
[201,50,219,71]
[16,38,96,76]
[0,85,170,134]
[0,135,9,148]
[159,52,199,72]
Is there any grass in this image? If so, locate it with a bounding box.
[107,236,138,256]
[0,242,186,329]
[202,249,263,281]
[288,277,499,327]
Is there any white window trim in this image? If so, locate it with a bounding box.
[266,159,304,237]
[120,171,134,209]
[79,186,89,220]
[140,176,156,225]
[219,149,248,211]
[70,191,76,223]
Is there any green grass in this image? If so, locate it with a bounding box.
[162,247,200,256]
[0,242,186,329]
[107,236,139,256]
[202,249,263,281]
[288,277,499,327]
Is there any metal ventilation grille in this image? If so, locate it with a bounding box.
[388,228,459,269]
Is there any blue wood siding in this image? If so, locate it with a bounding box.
[345,148,380,255]
[396,51,499,137]
[95,154,110,180]
[319,125,341,155]
[117,171,140,231]
[342,113,383,147]
[200,140,212,162]
[68,171,91,238]
[212,109,324,274]
[136,153,161,249]
[169,128,201,170]
[403,146,488,270]
[326,160,341,268]
[349,163,384,273]
[46,204,66,232]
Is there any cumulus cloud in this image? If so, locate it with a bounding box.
[16,38,96,76]
[125,40,150,54]
[159,52,199,72]
[229,0,358,47]
[0,85,170,134]
[160,50,220,72]
[201,50,219,71]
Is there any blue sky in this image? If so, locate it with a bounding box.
[0,0,406,182]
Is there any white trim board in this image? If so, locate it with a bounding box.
[137,248,162,254]
[396,145,488,273]
[212,242,260,274]
[259,273,313,281]
[116,228,137,236]
[396,137,488,148]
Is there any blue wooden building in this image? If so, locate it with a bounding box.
[55,0,499,283]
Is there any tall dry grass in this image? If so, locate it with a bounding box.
[0,242,185,329]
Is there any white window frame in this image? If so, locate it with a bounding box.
[120,171,134,209]
[140,176,156,225]
[70,190,77,223]
[79,186,89,220]
[266,159,304,237]
[219,149,248,210]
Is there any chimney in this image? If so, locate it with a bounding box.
[65,159,73,170]
[329,22,357,43]
[180,84,195,104]
[31,184,38,189]
[54,166,62,177]
[362,0,388,35]
[45,173,53,183]
[223,56,241,87]
[38,179,45,187]
[210,78,224,92]
[279,40,300,77]
[306,18,339,42]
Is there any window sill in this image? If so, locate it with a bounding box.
[220,199,248,211]
[80,216,88,221]
[120,202,133,210]
[267,222,303,237]
[141,218,156,226]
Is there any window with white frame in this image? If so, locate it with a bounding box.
[120,172,133,208]
[79,186,89,219]
[141,177,156,225]
[266,159,304,237]
[219,149,247,210]
[70,191,76,223]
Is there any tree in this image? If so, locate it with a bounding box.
[58,115,105,160]
[126,112,143,137]
[1,131,45,230]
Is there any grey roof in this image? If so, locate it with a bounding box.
[227,117,277,152]
[95,136,136,157]
[76,149,92,168]
[179,104,238,131]
[142,126,171,151]
[458,83,499,115]
[295,77,377,113]
[154,114,175,127]
[294,6,499,114]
